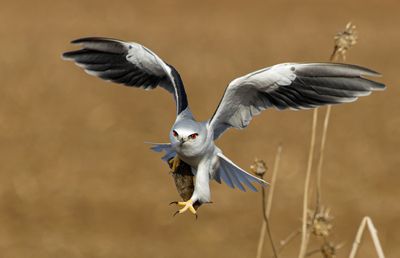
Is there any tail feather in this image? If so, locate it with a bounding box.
[145,142,176,162]
[222,161,246,191]
[234,170,258,192]
[215,165,235,189]
[216,153,267,192]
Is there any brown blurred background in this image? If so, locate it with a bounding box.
[0,0,399,257]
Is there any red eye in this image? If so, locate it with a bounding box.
[173,130,178,137]
[189,133,198,139]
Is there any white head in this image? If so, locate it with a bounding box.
[169,119,207,155]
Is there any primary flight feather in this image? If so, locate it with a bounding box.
[63,37,385,216]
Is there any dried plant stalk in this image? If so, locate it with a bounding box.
[256,220,268,258]
[349,216,385,258]
[254,145,282,258]
[267,145,282,217]
[315,48,335,210]
[298,108,318,258]
[279,229,301,252]
[315,105,331,211]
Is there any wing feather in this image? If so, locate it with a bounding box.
[209,63,385,139]
[63,37,189,114]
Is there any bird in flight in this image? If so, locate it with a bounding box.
[63,37,385,216]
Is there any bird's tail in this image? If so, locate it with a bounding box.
[145,142,176,162]
[214,153,268,192]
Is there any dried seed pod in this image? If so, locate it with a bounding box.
[320,241,343,258]
[250,158,268,178]
[307,207,334,237]
[331,22,358,61]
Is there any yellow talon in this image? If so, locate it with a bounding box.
[170,199,197,216]
[177,200,197,214]
[168,156,181,173]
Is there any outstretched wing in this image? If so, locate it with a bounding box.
[62,37,188,114]
[209,63,385,139]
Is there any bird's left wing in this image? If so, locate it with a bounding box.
[62,37,188,114]
[209,63,385,140]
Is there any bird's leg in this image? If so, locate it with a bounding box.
[170,199,197,216]
[170,161,211,217]
[168,155,181,173]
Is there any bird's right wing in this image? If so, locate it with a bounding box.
[62,37,188,114]
[209,63,385,140]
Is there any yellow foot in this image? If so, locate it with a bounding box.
[170,200,197,218]
[168,156,181,173]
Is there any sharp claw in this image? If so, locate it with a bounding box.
[173,210,180,217]
[169,201,178,205]
[188,205,196,214]
[170,199,197,216]
[168,156,181,173]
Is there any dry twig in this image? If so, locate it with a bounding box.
[267,145,283,217]
[254,145,282,258]
[315,105,331,211]
[349,216,385,258]
[298,109,318,258]
[278,229,301,253]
